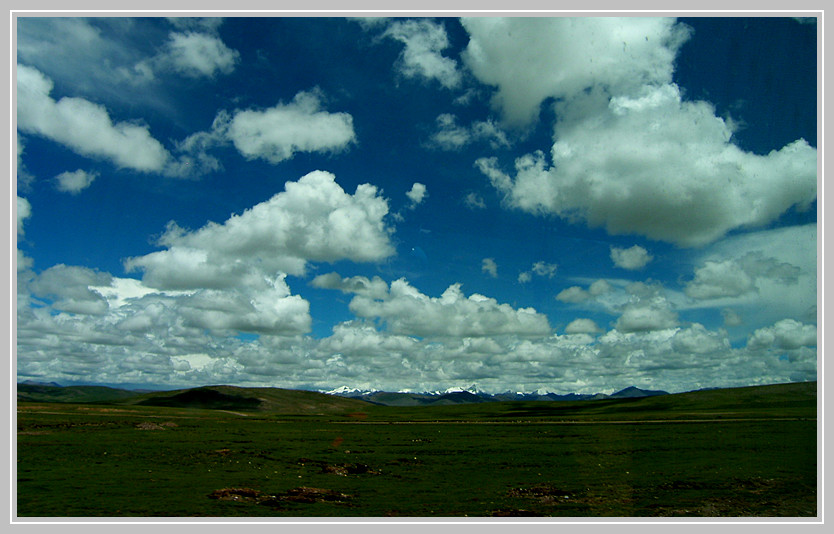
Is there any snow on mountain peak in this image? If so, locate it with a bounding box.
[443,384,480,394]
[324,385,377,395]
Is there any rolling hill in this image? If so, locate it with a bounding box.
[16,381,816,419]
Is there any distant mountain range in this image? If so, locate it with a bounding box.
[322,385,669,407]
[18,380,669,408]
[17,381,817,419]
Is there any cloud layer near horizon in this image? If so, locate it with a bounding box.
[15,17,817,394]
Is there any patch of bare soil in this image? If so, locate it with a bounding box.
[508,483,573,504]
[208,486,353,507]
[135,421,178,430]
[507,477,816,517]
[297,457,380,476]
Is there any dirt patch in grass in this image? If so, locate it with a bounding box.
[208,486,353,507]
[135,421,178,430]
[297,457,381,476]
[507,476,816,517]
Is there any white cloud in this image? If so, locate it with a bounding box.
[154,31,240,78]
[722,308,744,327]
[461,17,691,127]
[17,64,172,173]
[610,245,652,270]
[319,321,419,358]
[16,136,34,190]
[556,279,612,303]
[125,170,394,289]
[212,90,356,164]
[671,323,730,354]
[519,261,557,284]
[347,278,552,339]
[176,276,311,336]
[17,18,145,97]
[614,283,678,333]
[311,272,389,299]
[383,19,461,89]
[29,264,113,316]
[482,258,498,278]
[166,17,225,33]
[532,261,558,278]
[17,196,31,236]
[429,113,510,150]
[16,265,817,393]
[406,182,427,206]
[55,169,98,194]
[747,319,817,351]
[351,17,391,30]
[565,318,602,334]
[478,84,817,247]
[685,258,754,299]
[679,226,815,333]
[464,192,486,210]
[686,251,802,300]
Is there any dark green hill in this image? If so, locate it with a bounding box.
[125,385,373,414]
[487,381,817,421]
[135,387,264,411]
[17,384,140,404]
[16,380,815,420]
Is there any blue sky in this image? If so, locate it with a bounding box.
[15,15,818,394]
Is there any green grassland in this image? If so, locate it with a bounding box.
[16,382,817,518]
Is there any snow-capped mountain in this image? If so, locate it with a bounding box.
[323,384,669,406]
[322,385,378,396]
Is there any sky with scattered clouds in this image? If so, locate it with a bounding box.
[15,15,818,394]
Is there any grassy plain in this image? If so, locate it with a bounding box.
[16,382,817,518]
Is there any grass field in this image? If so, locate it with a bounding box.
[15,382,817,518]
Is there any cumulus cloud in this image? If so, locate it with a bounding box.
[210,90,356,164]
[29,264,113,316]
[519,261,557,283]
[532,261,558,278]
[383,19,461,89]
[149,31,240,78]
[17,18,149,98]
[17,196,31,236]
[428,113,510,150]
[166,17,225,33]
[319,321,419,359]
[671,323,730,354]
[17,64,171,173]
[610,245,652,270]
[175,276,311,336]
[406,182,427,206]
[747,319,817,351]
[482,258,498,278]
[16,136,34,191]
[685,251,801,300]
[16,266,816,393]
[55,169,98,194]
[565,318,602,334]
[722,308,744,327]
[478,84,817,247]
[346,278,551,338]
[613,282,678,333]
[464,192,486,210]
[461,17,691,127]
[125,170,394,289]
[311,272,389,299]
[556,279,612,303]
